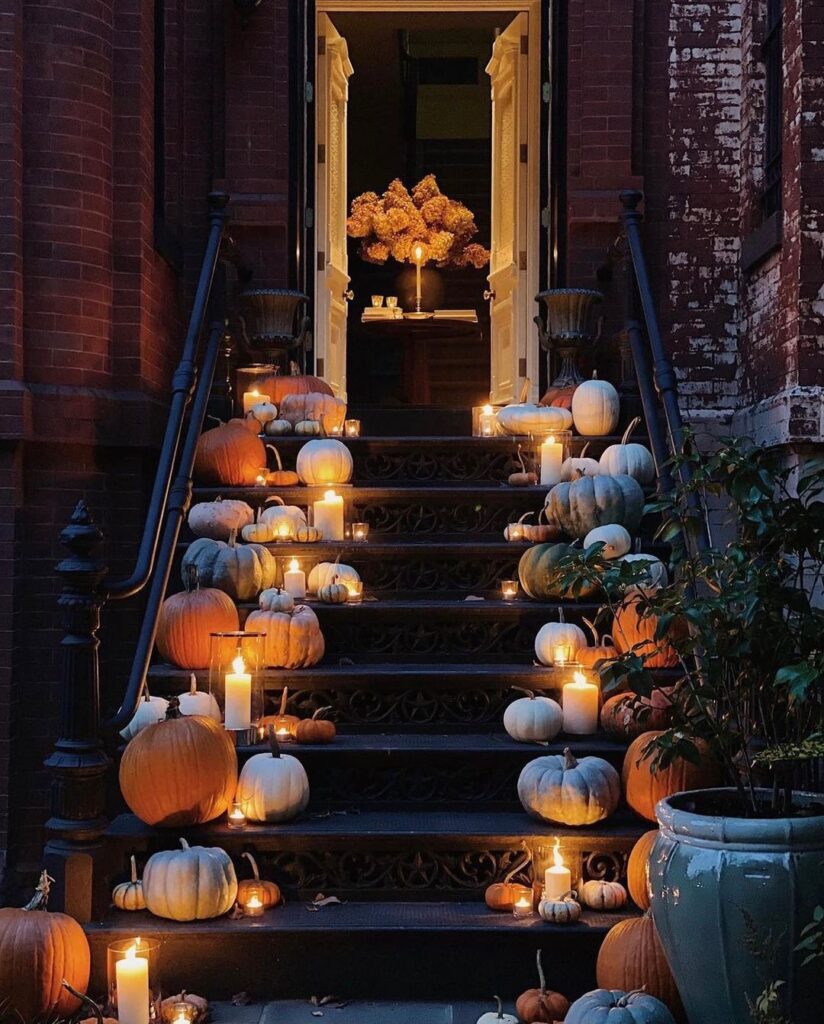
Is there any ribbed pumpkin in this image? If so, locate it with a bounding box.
[194,418,266,486]
[546,471,645,539]
[182,530,277,601]
[119,698,238,827]
[188,498,254,540]
[156,566,239,669]
[571,371,620,436]
[280,393,347,435]
[518,748,621,826]
[143,839,237,921]
[496,379,573,436]
[577,617,618,671]
[236,852,281,909]
[596,913,684,1020]
[560,441,601,481]
[308,560,360,593]
[112,855,145,911]
[534,607,587,665]
[600,690,673,740]
[518,542,599,601]
[246,600,325,668]
[612,595,679,669]
[599,416,656,484]
[622,730,722,822]
[515,950,570,1023]
[484,849,532,911]
[627,829,658,910]
[579,879,628,910]
[293,707,337,744]
[567,989,676,1024]
[503,692,563,742]
[258,373,333,402]
[295,438,353,485]
[538,890,582,924]
[235,733,310,823]
[0,871,91,1022]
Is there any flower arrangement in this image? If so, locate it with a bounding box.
[346,174,490,269]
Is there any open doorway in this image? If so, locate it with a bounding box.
[313,1,544,409]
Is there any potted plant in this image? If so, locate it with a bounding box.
[557,438,824,1024]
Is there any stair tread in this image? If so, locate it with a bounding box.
[233,732,630,755]
[206,1000,527,1024]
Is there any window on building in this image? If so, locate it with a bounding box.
[761,0,782,216]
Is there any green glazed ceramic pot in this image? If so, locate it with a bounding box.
[651,788,824,1024]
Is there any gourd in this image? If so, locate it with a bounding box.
[237,852,281,909]
[280,392,347,435]
[571,371,620,436]
[537,889,582,924]
[318,576,349,603]
[260,494,307,531]
[596,913,683,1019]
[518,748,621,826]
[627,829,658,910]
[112,855,146,911]
[534,607,587,665]
[308,560,360,593]
[496,379,573,437]
[518,542,599,601]
[245,401,279,428]
[157,566,240,669]
[566,988,676,1024]
[546,472,644,539]
[178,673,221,721]
[622,731,722,822]
[515,950,570,1023]
[260,687,300,737]
[0,871,91,1021]
[476,996,518,1024]
[120,687,169,741]
[600,690,672,740]
[259,586,296,612]
[576,617,618,670]
[194,417,266,486]
[295,419,321,436]
[618,551,669,593]
[143,838,237,922]
[293,706,337,744]
[600,416,656,484]
[507,445,537,487]
[264,418,292,437]
[235,732,311,823]
[160,993,209,1024]
[265,444,300,486]
[242,498,306,543]
[540,382,577,409]
[584,523,632,559]
[296,438,353,485]
[119,698,238,827]
[258,373,333,402]
[612,596,679,669]
[246,600,325,669]
[503,690,563,743]
[182,529,277,601]
[188,498,254,540]
[579,879,628,911]
[503,511,562,543]
[561,441,600,481]
[484,848,532,911]
[295,524,323,542]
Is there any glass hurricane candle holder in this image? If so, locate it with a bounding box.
[235,363,276,415]
[241,882,266,917]
[168,1004,198,1024]
[512,892,534,919]
[227,800,247,830]
[501,579,519,600]
[386,296,398,309]
[107,937,161,1023]
[473,403,499,437]
[538,429,571,486]
[344,418,361,437]
[345,580,363,604]
[371,295,384,308]
[553,643,572,668]
[209,632,265,744]
[351,522,369,542]
[561,664,600,735]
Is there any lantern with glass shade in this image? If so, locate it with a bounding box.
[208,631,265,744]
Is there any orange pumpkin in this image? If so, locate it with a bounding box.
[622,730,722,822]
[596,912,684,1020]
[265,444,300,487]
[236,852,281,909]
[540,383,577,409]
[612,595,680,669]
[119,698,238,826]
[260,687,300,738]
[259,373,333,402]
[484,849,532,911]
[627,828,658,910]
[515,950,570,1023]
[156,566,239,669]
[194,418,266,486]
[293,707,337,744]
[577,617,619,670]
[246,601,325,669]
[600,690,673,740]
[0,871,91,1022]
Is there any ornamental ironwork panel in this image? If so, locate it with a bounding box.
[358,448,522,484]
[354,555,519,592]
[319,619,535,657]
[356,500,516,535]
[280,686,517,725]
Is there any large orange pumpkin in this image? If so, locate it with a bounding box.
[259,373,333,402]
[622,730,722,822]
[612,595,680,669]
[0,871,91,1021]
[539,383,577,409]
[156,567,239,669]
[627,828,658,910]
[596,912,684,1020]
[194,418,266,486]
[120,698,238,826]
[600,690,672,740]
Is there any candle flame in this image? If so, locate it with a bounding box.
[553,839,564,869]
[231,654,246,675]
[288,558,300,572]
[413,242,425,263]
[256,474,266,485]
[246,895,263,908]
[573,670,587,685]
[125,943,138,960]
[250,389,260,397]
[324,489,338,501]
[482,403,493,416]
[277,522,291,535]
[515,895,531,907]
[548,435,556,444]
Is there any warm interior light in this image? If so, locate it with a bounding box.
[553,839,564,869]
[246,895,263,908]
[288,558,300,572]
[231,654,246,675]
[249,389,260,397]
[413,243,424,263]
[515,894,531,906]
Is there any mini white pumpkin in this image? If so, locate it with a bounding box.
[618,549,668,593]
[178,673,221,721]
[503,692,563,743]
[584,523,632,559]
[561,441,601,481]
[476,996,518,1024]
[112,854,146,911]
[120,689,169,741]
[264,419,292,437]
[259,587,296,612]
[143,838,237,921]
[259,495,307,530]
[235,733,310,822]
[571,372,620,437]
[296,438,354,486]
[246,402,279,428]
[599,416,656,484]
[497,380,573,437]
[579,879,628,911]
[308,559,360,593]
[294,419,321,436]
[534,607,587,666]
[538,890,582,924]
[188,497,255,541]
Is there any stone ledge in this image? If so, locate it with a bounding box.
[730,386,824,447]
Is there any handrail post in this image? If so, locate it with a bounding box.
[43,501,111,920]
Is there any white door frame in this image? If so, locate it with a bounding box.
[313,0,544,402]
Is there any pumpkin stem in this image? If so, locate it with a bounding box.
[616,988,647,1007]
[242,851,261,881]
[621,416,642,446]
[591,370,599,380]
[185,564,200,593]
[179,838,191,850]
[129,854,139,884]
[518,378,530,403]
[582,617,599,645]
[278,687,289,716]
[535,948,546,994]
[503,845,532,884]
[265,443,285,473]
[557,606,565,624]
[312,706,333,721]
[62,981,103,1024]
[516,445,526,476]
[580,442,590,459]
[561,889,577,902]
[189,674,197,697]
[562,747,578,771]
[23,869,53,911]
[265,494,285,507]
[493,995,504,1020]
[165,696,183,720]
[228,527,238,549]
[511,687,535,700]
[267,725,282,759]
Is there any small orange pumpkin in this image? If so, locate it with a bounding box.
[515,949,570,1023]
[156,566,240,669]
[484,848,532,911]
[612,595,680,669]
[260,686,300,738]
[577,617,619,670]
[293,707,337,744]
[622,730,723,822]
[265,444,300,487]
[236,852,281,909]
[508,445,538,487]
[540,382,577,409]
[596,911,684,1020]
[194,418,266,486]
[627,828,658,910]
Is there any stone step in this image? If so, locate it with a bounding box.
[208,1000,527,1024]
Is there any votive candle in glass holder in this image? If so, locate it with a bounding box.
[345,418,361,437]
[330,423,343,436]
[169,1004,198,1024]
[371,295,384,308]
[107,937,161,1024]
[501,580,519,601]
[386,296,398,309]
[351,522,369,542]
[553,643,572,667]
[227,800,247,830]
[512,892,534,919]
[473,403,498,437]
[345,580,363,604]
[242,888,265,918]
[256,473,267,488]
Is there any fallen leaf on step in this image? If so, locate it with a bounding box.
[308,893,343,909]
[464,595,485,601]
[230,993,254,1006]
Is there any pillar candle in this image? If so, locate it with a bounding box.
[283,559,306,600]
[540,435,564,487]
[544,841,571,899]
[313,489,344,541]
[224,655,252,730]
[115,945,149,1024]
[242,389,270,415]
[562,670,599,734]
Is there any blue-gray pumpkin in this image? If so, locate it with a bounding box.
[545,472,644,539]
[566,988,675,1024]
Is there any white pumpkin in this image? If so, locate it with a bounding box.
[143,838,237,921]
[259,587,296,612]
[235,736,310,822]
[534,608,587,666]
[518,748,621,826]
[295,419,321,436]
[503,693,563,743]
[188,498,254,541]
[264,419,292,437]
[112,854,146,911]
[571,372,620,436]
[584,524,632,559]
[246,402,279,428]
[476,997,518,1024]
[120,691,169,741]
[599,416,656,484]
[259,496,307,530]
[538,891,582,924]
[296,438,353,486]
[308,560,360,594]
[561,441,601,481]
[618,550,668,593]
[497,380,573,437]
[579,879,628,910]
[178,673,221,721]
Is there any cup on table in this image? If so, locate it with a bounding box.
[371,295,385,308]
[386,296,398,309]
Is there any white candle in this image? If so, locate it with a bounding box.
[283,558,306,600]
[243,389,271,415]
[562,670,600,734]
[413,243,424,310]
[115,944,149,1024]
[224,654,252,730]
[540,435,564,487]
[313,489,344,541]
[544,840,571,899]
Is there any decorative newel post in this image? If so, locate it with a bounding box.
[43,500,111,922]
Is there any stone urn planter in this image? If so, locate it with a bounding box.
[534,288,603,393]
[651,788,824,1024]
